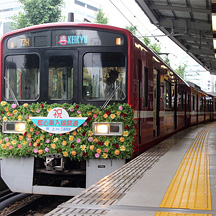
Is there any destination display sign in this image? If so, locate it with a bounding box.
[8,35,32,49]
[7,28,125,49]
[53,29,124,47]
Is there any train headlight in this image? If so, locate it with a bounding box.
[3,121,26,134]
[93,122,123,136]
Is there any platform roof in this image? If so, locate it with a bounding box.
[135,0,216,74]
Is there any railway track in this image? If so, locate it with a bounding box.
[0,194,72,216]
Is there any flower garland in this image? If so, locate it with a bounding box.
[0,102,136,160]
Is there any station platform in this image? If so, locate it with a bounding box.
[46,122,216,216]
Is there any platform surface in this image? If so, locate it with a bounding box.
[46,122,216,216]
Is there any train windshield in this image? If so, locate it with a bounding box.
[4,54,39,100]
[48,56,73,100]
[82,52,126,100]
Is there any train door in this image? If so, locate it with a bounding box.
[43,50,78,103]
[137,60,142,145]
[153,68,159,137]
[174,82,177,130]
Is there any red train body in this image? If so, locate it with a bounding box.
[0,23,215,195]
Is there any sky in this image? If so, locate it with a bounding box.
[99,0,205,70]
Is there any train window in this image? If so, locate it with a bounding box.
[144,67,148,107]
[192,95,195,110]
[48,56,73,100]
[200,97,203,111]
[178,88,183,110]
[4,54,39,100]
[82,52,126,100]
[164,80,171,109]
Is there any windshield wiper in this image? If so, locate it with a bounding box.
[101,86,124,110]
[4,76,19,106]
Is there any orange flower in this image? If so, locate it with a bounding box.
[12,140,16,145]
[77,127,81,132]
[0,140,3,144]
[7,112,11,116]
[23,103,28,107]
[13,110,18,115]
[102,153,108,159]
[115,150,120,155]
[27,134,31,138]
[3,117,7,121]
[47,108,52,112]
[30,128,34,132]
[72,151,77,156]
[90,145,94,150]
[63,152,68,157]
[96,148,101,154]
[19,136,24,141]
[1,144,6,149]
[120,146,125,151]
[33,142,38,147]
[51,144,56,149]
[38,149,43,154]
[36,139,40,143]
[120,137,124,142]
[123,131,129,137]
[6,142,10,147]
[69,136,74,141]
[1,101,7,106]
[62,141,67,146]
[72,131,77,136]
[104,141,110,146]
[116,111,121,116]
[110,114,116,119]
[103,113,108,118]
[4,107,8,112]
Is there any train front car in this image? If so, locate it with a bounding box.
[0,23,136,196]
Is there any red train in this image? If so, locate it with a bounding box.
[0,23,215,195]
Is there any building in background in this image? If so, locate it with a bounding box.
[0,0,100,36]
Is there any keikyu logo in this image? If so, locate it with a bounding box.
[30,107,87,134]
[58,35,68,45]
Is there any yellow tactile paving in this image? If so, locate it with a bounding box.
[155,213,212,216]
[155,124,215,216]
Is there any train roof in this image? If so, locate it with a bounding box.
[1,22,133,41]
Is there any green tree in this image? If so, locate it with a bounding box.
[94,9,108,24]
[164,56,171,67]
[11,0,64,29]
[125,25,137,36]
[143,37,151,46]
[175,64,187,79]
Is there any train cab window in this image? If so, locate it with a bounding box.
[48,56,73,100]
[82,52,126,100]
[4,54,39,100]
[164,80,171,108]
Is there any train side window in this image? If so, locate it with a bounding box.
[4,54,40,100]
[144,67,148,107]
[178,88,183,110]
[48,56,73,100]
[200,97,203,111]
[192,95,195,110]
[164,80,171,109]
[82,52,126,100]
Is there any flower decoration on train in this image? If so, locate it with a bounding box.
[0,102,136,160]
